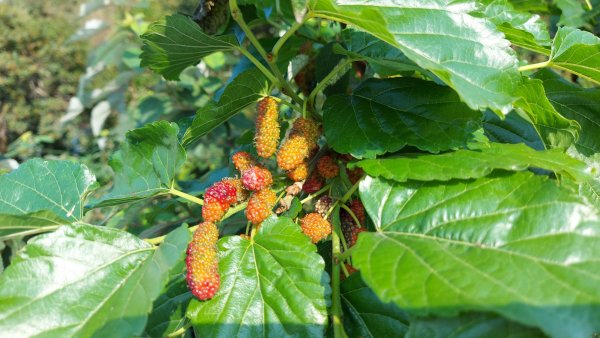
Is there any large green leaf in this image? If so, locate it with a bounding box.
[534,69,600,156]
[354,173,600,337]
[554,0,587,28]
[341,273,409,338]
[322,77,482,159]
[187,216,330,337]
[475,0,551,54]
[310,0,521,114]
[144,225,192,337]
[513,78,580,149]
[182,68,269,146]
[144,274,192,338]
[0,159,96,240]
[546,26,600,85]
[140,14,238,80]
[0,223,189,338]
[483,110,544,150]
[406,313,546,338]
[337,30,423,76]
[92,121,186,207]
[355,142,592,183]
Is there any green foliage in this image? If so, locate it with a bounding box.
[2,0,600,337]
[356,173,600,337]
[0,1,87,155]
[322,77,482,158]
[187,216,330,337]
[355,142,593,182]
[0,223,189,337]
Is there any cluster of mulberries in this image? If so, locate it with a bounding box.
[298,153,339,194]
[255,97,280,158]
[186,222,220,300]
[300,212,332,243]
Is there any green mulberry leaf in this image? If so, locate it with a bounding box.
[0,159,96,240]
[92,121,186,207]
[187,216,330,337]
[354,173,600,337]
[0,223,189,337]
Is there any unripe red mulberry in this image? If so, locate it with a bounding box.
[222,177,249,203]
[205,180,238,205]
[232,151,256,173]
[317,155,339,179]
[202,200,227,222]
[302,173,323,193]
[300,213,332,243]
[246,189,277,225]
[186,222,220,300]
[287,162,309,182]
[242,166,273,191]
[255,97,280,158]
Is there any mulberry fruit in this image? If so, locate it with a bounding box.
[246,189,277,225]
[186,222,220,300]
[300,213,332,243]
[277,135,310,171]
[317,155,339,179]
[205,180,237,205]
[202,200,227,222]
[302,173,323,193]
[287,162,309,182]
[340,263,358,281]
[347,167,364,185]
[255,97,280,158]
[347,226,366,247]
[348,199,366,225]
[242,166,273,191]
[222,177,249,203]
[277,118,320,172]
[291,117,320,146]
[232,151,256,173]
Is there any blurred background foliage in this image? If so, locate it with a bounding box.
[0,0,252,236]
[0,0,599,239]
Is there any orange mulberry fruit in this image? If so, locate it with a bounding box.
[291,117,320,146]
[186,222,220,300]
[300,213,332,243]
[246,189,277,225]
[202,200,227,222]
[255,97,280,158]
[242,166,273,191]
[287,162,309,182]
[317,155,339,179]
[232,151,256,173]
[277,135,310,171]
